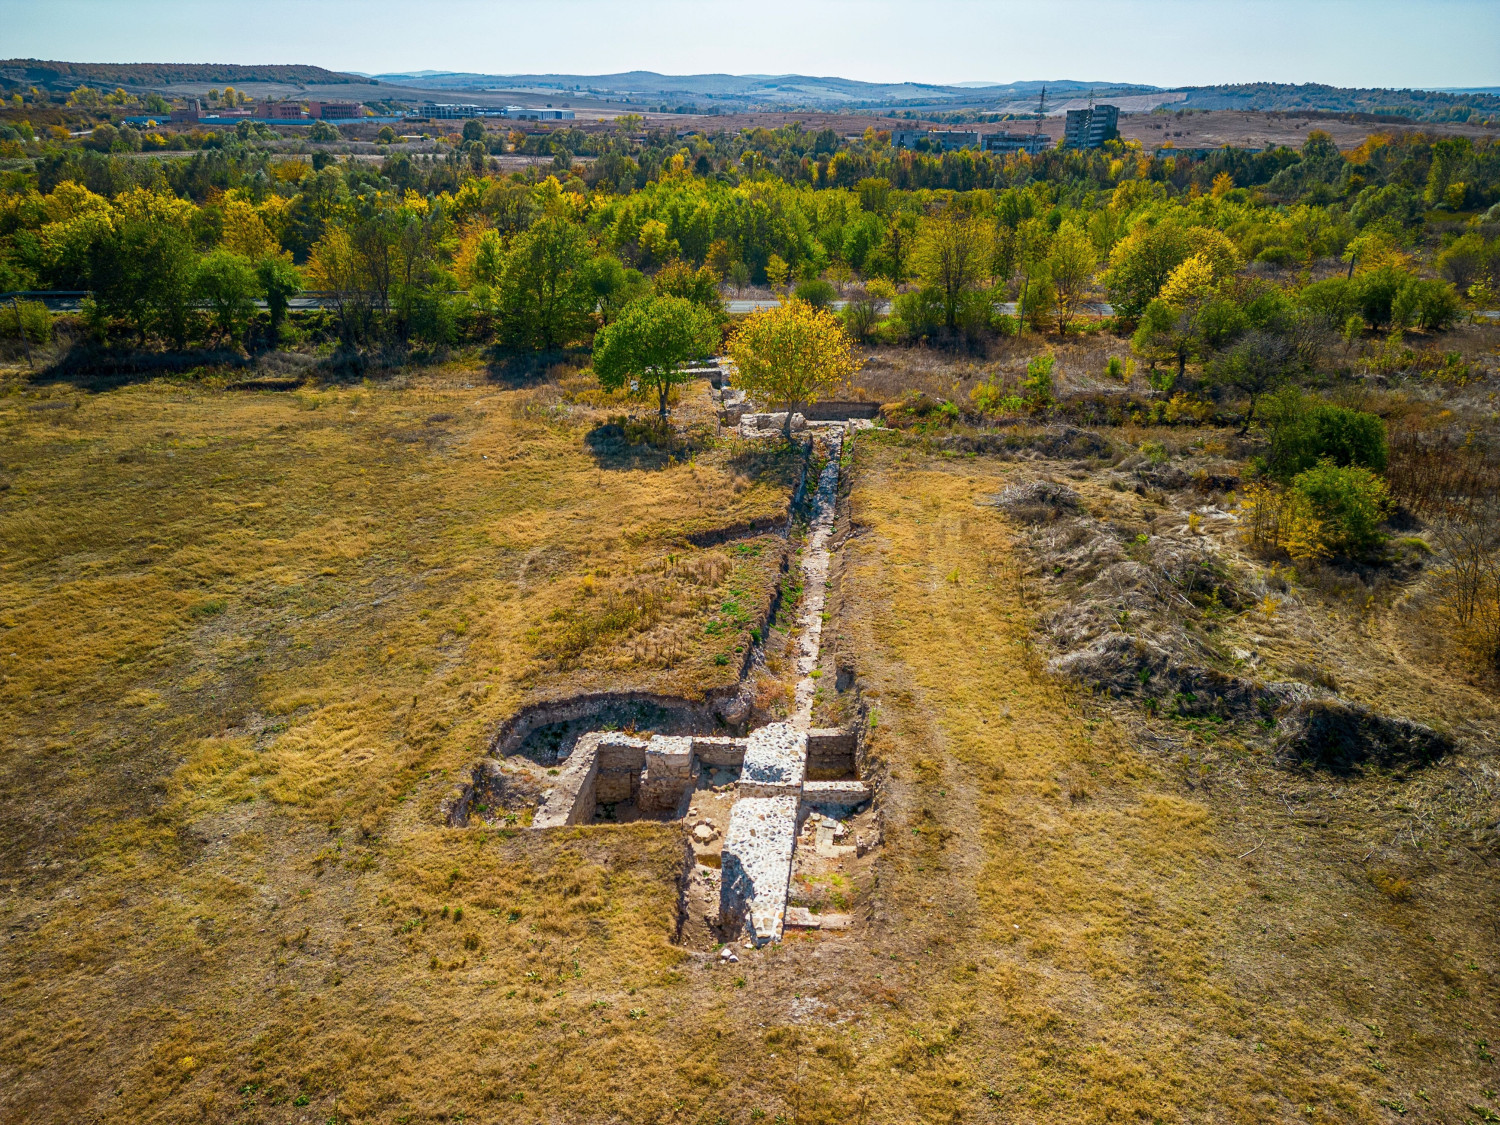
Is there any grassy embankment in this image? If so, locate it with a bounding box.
[0,367,801,1123]
[3,371,1496,1123]
[807,434,1497,1122]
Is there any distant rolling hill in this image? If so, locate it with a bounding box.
[370,71,1500,122]
[0,59,370,91]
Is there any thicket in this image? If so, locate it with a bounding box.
[0,123,1494,356]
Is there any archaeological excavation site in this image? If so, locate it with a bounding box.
[445,412,882,950]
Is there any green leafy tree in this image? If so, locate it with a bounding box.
[653,259,723,312]
[256,256,302,343]
[1048,220,1098,332]
[1131,298,1197,389]
[497,215,595,350]
[88,218,196,347]
[582,253,646,324]
[592,295,720,423]
[1100,218,1194,321]
[913,208,991,332]
[462,119,486,144]
[195,250,260,344]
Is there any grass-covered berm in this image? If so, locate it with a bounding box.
[3,368,1497,1124]
[0,365,807,1122]
[801,433,1496,1122]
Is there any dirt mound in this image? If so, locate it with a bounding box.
[1051,632,1308,720]
[1276,698,1455,773]
[993,480,1081,522]
[943,425,1111,461]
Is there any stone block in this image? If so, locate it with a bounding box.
[737,723,806,798]
[531,733,600,829]
[691,735,747,768]
[645,735,693,778]
[719,795,798,945]
[595,733,649,773]
[593,771,635,804]
[801,779,870,807]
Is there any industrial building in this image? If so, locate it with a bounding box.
[891,128,980,153]
[1062,104,1119,150]
[257,100,308,121]
[308,101,364,121]
[982,131,1052,155]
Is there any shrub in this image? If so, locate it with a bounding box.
[1352,266,1411,328]
[887,287,944,343]
[1399,278,1462,331]
[0,298,51,345]
[1298,277,1359,326]
[1289,461,1388,557]
[792,279,836,308]
[1263,392,1388,479]
[1242,463,1388,561]
[1022,355,1055,411]
[1104,355,1127,381]
[969,378,1023,416]
[840,296,881,342]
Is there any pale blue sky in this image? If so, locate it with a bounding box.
[2,0,1496,89]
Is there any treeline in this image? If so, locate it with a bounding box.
[2,127,1499,357]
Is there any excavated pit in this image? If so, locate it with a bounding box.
[450,421,878,950]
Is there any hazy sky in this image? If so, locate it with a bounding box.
[3,0,1497,89]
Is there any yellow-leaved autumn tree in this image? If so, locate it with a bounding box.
[726,300,862,438]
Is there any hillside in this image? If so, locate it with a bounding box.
[368,69,1500,122]
[0,59,371,92]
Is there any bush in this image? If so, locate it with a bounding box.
[887,287,944,343]
[1263,392,1388,479]
[1289,461,1389,557]
[0,299,51,345]
[1352,266,1411,328]
[1022,355,1055,411]
[792,279,836,308]
[1398,278,1462,331]
[1298,277,1359,325]
[840,295,882,343]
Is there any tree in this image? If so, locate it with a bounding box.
[653,259,723,311]
[496,215,594,350]
[1100,217,1195,321]
[256,256,302,343]
[462,119,486,144]
[1131,298,1197,389]
[1048,220,1097,332]
[88,217,196,347]
[306,226,372,347]
[582,253,645,324]
[1211,330,1294,433]
[195,250,260,344]
[913,207,991,332]
[592,295,720,423]
[726,301,862,438]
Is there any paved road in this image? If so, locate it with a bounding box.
[9,292,1498,322]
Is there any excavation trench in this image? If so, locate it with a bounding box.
[450,423,871,948]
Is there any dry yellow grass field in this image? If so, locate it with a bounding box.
[2,369,1497,1124]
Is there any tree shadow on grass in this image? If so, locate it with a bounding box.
[484,347,587,389]
[583,417,685,471]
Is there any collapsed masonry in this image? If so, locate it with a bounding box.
[532,723,869,943]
